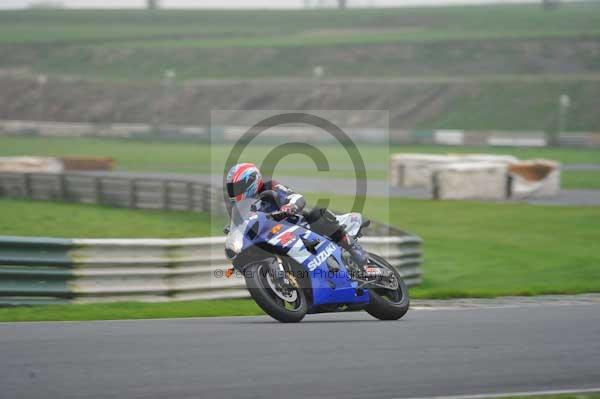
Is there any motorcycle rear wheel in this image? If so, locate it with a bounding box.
[364,252,410,321]
[245,261,308,323]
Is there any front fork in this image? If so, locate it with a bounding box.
[266,256,293,290]
[274,257,289,284]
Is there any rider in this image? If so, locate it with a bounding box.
[226,162,369,268]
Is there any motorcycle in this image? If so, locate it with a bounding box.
[224,191,410,323]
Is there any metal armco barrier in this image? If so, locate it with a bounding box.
[0,235,423,305]
[0,171,227,215]
[0,171,423,305]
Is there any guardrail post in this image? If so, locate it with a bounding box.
[21,173,32,198]
[57,174,67,201]
[129,179,137,209]
[93,177,102,204]
[200,184,211,213]
[186,182,194,211]
[162,180,170,210]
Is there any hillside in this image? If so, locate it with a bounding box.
[2,72,600,131]
[1,3,600,131]
[0,3,599,80]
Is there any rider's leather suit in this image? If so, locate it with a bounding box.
[257,180,368,267]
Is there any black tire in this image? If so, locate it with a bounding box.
[364,252,410,321]
[244,262,308,323]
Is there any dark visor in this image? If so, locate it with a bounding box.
[227,175,256,198]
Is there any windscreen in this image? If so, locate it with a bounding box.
[229,198,257,229]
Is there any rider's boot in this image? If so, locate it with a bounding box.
[341,234,368,269]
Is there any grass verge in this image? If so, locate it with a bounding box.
[306,193,600,299]
[0,299,263,322]
[0,198,223,238]
[562,170,600,190]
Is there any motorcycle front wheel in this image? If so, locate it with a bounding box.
[244,261,308,323]
[364,252,410,321]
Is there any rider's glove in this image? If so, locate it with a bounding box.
[280,203,298,214]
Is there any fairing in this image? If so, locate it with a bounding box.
[226,199,369,307]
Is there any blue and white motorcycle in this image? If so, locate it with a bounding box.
[224,191,410,323]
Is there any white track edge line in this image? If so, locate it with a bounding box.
[394,387,600,399]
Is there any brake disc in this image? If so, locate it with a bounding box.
[266,272,298,302]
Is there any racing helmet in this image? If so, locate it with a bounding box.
[226,163,263,202]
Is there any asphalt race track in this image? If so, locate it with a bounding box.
[2,303,600,399]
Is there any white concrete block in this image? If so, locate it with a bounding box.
[389,153,461,188]
[433,162,509,200]
[509,159,561,199]
[453,153,519,164]
[0,156,63,173]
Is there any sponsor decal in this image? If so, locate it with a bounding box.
[271,224,282,235]
[278,231,296,246]
[268,225,299,246]
[307,243,337,271]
